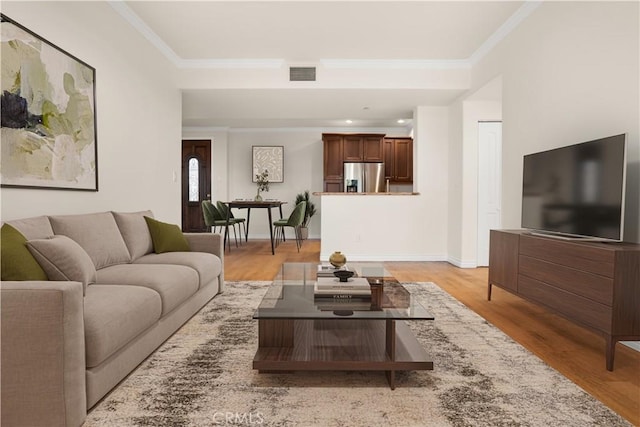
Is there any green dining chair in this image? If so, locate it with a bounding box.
[273,201,306,252]
[216,201,246,243]
[202,200,240,247]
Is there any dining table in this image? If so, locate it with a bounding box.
[222,200,286,255]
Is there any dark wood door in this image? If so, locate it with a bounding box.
[363,136,383,161]
[323,135,344,181]
[488,230,520,293]
[181,140,211,232]
[383,138,395,180]
[394,138,413,182]
[343,136,363,161]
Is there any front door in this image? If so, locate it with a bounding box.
[181,140,212,232]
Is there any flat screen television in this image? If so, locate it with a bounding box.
[521,134,627,241]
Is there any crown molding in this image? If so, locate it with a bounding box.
[177,59,285,69]
[111,0,541,71]
[320,59,470,70]
[469,1,543,65]
[108,1,182,65]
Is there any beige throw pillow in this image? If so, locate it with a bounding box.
[49,212,131,269]
[27,235,97,295]
[112,210,154,261]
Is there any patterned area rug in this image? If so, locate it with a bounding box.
[85,282,629,427]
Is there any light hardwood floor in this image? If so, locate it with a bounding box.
[224,238,640,425]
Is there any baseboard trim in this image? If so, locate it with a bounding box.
[320,253,448,262]
[446,256,478,269]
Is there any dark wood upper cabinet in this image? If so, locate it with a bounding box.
[343,136,364,161]
[383,137,413,183]
[323,135,344,182]
[383,138,394,180]
[363,136,384,162]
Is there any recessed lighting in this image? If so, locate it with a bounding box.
[397,119,405,124]
[346,119,353,124]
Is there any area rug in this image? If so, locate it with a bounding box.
[85,282,630,427]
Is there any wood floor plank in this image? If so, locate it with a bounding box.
[224,238,640,425]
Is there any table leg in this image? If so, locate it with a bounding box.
[245,208,251,242]
[224,205,231,252]
[278,204,286,242]
[386,319,396,390]
[268,207,275,255]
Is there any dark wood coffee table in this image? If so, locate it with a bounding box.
[252,263,434,389]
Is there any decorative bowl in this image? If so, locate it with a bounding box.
[333,270,355,282]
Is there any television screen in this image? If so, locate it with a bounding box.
[521,134,626,241]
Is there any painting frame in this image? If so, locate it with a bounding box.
[1,14,98,191]
[252,146,284,183]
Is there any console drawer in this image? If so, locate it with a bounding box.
[518,275,612,332]
[520,235,614,277]
[519,255,613,306]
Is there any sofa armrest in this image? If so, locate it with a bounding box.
[183,232,225,293]
[1,281,86,427]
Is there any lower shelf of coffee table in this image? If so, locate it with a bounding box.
[253,318,433,387]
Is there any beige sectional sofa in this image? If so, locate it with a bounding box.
[1,210,224,427]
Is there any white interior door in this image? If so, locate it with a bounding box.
[477,122,502,266]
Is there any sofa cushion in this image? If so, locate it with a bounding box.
[112,210,154,261]
[1,224,48,281]
[5,215,54,240]
[144,217,190,254]
[84,284,162,368]
[96,264,199,315]
[134,252,221,289]
[49,212,131,269]
[26,236,97,295]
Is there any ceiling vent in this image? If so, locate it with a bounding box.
[289,67,316,82]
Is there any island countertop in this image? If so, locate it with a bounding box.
[312,192,420,196]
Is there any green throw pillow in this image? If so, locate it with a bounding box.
[1,223,48,281]
[144,216,191,254]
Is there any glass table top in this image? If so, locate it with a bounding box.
[253,263,434,320]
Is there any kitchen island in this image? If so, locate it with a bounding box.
[314,192,446,262]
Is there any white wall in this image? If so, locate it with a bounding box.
[321,107,449,261]
[1,2,182,223]
[225,130,324,239]
[472,1,640,243]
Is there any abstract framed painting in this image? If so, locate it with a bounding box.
[252,146,284,183]
[1,14,98,191]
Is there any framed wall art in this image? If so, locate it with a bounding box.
[252,146,284,183]
[1,14,98,191]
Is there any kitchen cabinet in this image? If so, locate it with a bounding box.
[343,136,363,161]
[323,135,343,182]
[383,137,413,183]
[343,135,384,162]
[363,136,384,161]
[323,133,385,191]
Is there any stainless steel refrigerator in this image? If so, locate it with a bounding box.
[344,162,385,193]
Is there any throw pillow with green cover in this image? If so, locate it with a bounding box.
[144,216,191,253]
[1,223,48,281]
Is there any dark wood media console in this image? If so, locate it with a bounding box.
[488,229,640,371]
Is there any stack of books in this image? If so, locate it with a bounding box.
[317,264,349,278]
[314,277,372,299]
